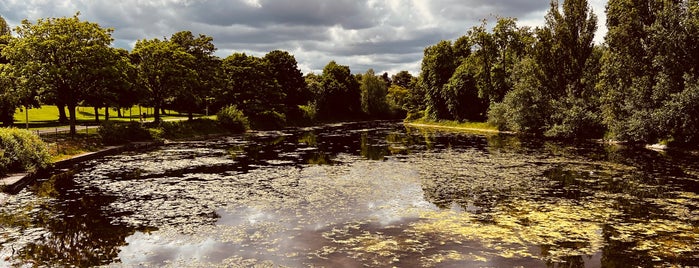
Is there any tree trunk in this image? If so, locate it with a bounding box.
[161,107,167,115]
[117,107,122,118]
[94,106,100,123]
[188,111,194,121]
[68,104,77,137]
[57,103,68,123]
[154,103,161,124]
[105,106,110,121]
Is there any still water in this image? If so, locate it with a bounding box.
[1,122,698,267]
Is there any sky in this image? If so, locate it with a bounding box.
[0,0,607,75]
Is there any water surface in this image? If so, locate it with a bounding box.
[1,122,698,267]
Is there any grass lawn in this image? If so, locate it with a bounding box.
[13,105,196,130]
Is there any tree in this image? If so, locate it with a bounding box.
[132,38,195,124]
[600,0,699,144]
[537,0,601,139]
[486,0,600,138]
[391,71,413,89]
[2,14,114,135]
[263,50,308,120]
[0,15,18,126]
[468,18,534,104]
[315,61,361,120]
[420,40,457,120]
[488,57,549,133]
[360,69,388,117]
[219,53,285,129]
[442,64,487,121]
[170,31,219,120]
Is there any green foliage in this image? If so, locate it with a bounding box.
[0,128,50,175]
[251,110,286,130]
[2,14,115,135]
[97,122,152,145]
[386,84,409,118]
[169,31,219,119]
[488,58,549,134]
[487,0,601,139]
[600,0,699,144]
[132,37,195,124]
[468,18,534,103]
[360,69,389,117]
[156,119,225,139]
[314,61,361,120]
[654,75,699,145]
[421,40,456,120]
[216,105,249,133]
[264,50,309,120]
[218,53,285,124]
[442,63,487,121]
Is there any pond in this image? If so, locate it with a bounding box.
[1,121,698,267]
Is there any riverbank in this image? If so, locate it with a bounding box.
[403,119,512,134]
[1,141,161,195]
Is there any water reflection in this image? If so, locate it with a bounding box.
[0,172,155,266]
[0,121,698,267]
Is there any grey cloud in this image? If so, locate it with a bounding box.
[1,0,606,75]
[183,0,381,29]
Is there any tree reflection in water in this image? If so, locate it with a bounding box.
[2,171,155,267]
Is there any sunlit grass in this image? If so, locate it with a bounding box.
[13,105,196,130]
[405,118,498,132]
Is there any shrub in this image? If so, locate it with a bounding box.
[251,110,286,130]
[158,119,224,139]
[98,122,152,145]
[217,106,249,133]
[0,128,51,175]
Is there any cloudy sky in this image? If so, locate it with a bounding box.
[0,0,607,75]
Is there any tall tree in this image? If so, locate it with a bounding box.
[315,61,361,120]
[360,69,388,117]
[132,38,195,124]
[263,50,308,120]
[601,0,699,144]
[468,18,534,104]
[220,53,285,128]
[538,0,601,138]
[170,31,219,120]
[2,14,114,135]
[487,0,600,138]
[0,15,17,126]
[420,40,456,120]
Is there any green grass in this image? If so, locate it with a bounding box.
[406,118,498,132]
[13,105,196,130]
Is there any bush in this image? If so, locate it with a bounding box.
[217,106,249,133]
[158,119,224,139]
[251,110,286,130]
[0,128,51,175]
[98,122,152,145]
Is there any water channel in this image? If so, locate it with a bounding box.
[1,121,698,267]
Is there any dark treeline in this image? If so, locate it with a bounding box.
[1,0,698,145]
